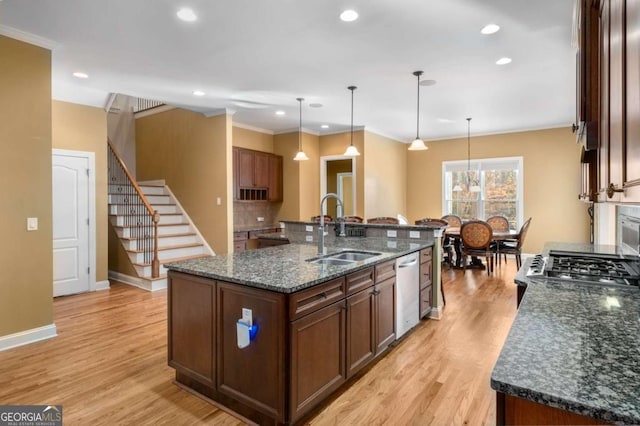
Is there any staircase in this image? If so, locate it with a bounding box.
[107,141,212,291]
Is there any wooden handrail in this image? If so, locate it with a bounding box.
[108,139,160,278]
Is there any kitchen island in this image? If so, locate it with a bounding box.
[491,243,640,425]
[165,237,435,425]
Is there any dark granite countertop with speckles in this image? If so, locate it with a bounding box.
[164,237,433,294]
[279,220,446,230]
[492,243,640,424]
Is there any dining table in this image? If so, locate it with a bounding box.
[444,226,520,269]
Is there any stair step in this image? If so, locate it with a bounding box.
[109,213,185,227]
[109,203,177,215]
[128,242,203,254]
[138,184,167,195]
[120,233,199,250]
[133,253,210,277]
[127,243,206,263]
[114,223,191,238]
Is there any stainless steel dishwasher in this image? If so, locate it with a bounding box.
[395,252,420,338]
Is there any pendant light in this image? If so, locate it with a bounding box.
[453,118,481,192]
[293,97,309,161]
[343,86,361,156]
[408,70,428,151]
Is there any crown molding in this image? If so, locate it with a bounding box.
[274,127,320,136]
[233,122,275,135]
[0,24,59,50]
[317,125,365,137]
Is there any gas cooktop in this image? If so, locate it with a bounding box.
[526,250,640,288]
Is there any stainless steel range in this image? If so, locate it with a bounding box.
[526,250,640,288]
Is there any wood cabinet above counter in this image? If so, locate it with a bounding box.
[233,147,283,202]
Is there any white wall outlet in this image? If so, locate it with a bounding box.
[216,197,222,206]
[386,230,397,238]
[387,240,397,249]
[305,225,313,232]
[409,230,421,239]
[27,217,38,231]
[242,308,253,327]
[305,235,314,242]
[280,222,285,228]
[257,217,265,222]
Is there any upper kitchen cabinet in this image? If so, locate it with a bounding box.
[233,147,283,202]
[595,0,640,202]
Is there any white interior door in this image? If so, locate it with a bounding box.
[53,152,90,296]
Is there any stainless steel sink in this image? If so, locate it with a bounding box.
[328,250,381,261]
[308,258,355,266]
[306,250,382,265]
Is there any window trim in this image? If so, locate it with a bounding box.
[441,156,524,228]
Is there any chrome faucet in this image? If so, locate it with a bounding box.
[318,193,345,254]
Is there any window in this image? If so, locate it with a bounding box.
[442,157,523,229]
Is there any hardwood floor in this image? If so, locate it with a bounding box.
[0,263,518,425]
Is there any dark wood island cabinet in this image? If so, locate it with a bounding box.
[167,253,416,425]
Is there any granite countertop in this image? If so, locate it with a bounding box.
[233,224,280,233]
[164,237,433,294]
[279,220,447,230]
[492,244,640,424]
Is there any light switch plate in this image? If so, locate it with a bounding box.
[27,217,38,231]
[216,197,222,206]
[257,217,265,222]
[305,225,313,232]
[306,235,313,242]
[409,230,421,239]
[386,230,397,238]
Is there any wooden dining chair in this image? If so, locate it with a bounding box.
[498,217,532,269]
[486,215,510,265]
[340,215,364,223]
[311,215,333,222]
[366,217,399,224]
[441,214,462,228]
[460,220,494,275]
[415,218,454,268]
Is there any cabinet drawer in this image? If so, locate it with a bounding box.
[289,277,346,321]
[234,241,246,252]
[420,285,432,318]
[346,267,374,295]
[375,259,396,283]
[420,247,433,264]
[233,231,248,241]
[420,262,432,289]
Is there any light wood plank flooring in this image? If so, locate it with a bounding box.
[0,262,518,425]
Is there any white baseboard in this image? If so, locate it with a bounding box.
[95,280,110,291]
[108,270,167,292]
[0,324,57,352]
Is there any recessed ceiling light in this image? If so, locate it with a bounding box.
[193,90,205,96]
[437,118,455,123]
[481,24,500,35]
[72,72,88,79]
[309,103,323,108]
[177,8,197,22]
[275,110,286,116]
[321,124,329,129]
[496,57,512,65]
[419,79,437,87]
[340,10,359,22]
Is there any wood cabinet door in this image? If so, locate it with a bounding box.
[232,147,240,200]
[420,285,432,319]
[290,301,346,422]
[374,277,396,355]
[217,282,286,422]
[237,149,255,187]
[268,154,283,201]
[625,0,640,200]
[168,272,216,387]
[254,152,270,188]
[609,0,625,198]
[346,288,375,378]
[599,0,611,196]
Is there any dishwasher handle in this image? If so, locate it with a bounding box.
[398,258,418,268]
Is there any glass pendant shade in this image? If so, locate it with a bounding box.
[344,86,361,157]
[293,97,309,161]
[408,138,428,151]
[344,145,360,156]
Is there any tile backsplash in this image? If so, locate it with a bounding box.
[234,202,280,228]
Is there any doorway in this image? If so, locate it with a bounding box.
[320,156,357,217]
[52,149,96,297]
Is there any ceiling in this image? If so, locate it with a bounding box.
[0,0,577,142]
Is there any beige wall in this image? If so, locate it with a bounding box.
[52,100,108,283]
[136,109,233,254]
[0,36,53,336]
[274,131,321,221]
[406,127,589,253]
[318,131,365,218]
[363,131,407,220]
[232,126,274,152]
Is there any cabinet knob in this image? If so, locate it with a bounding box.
[606,183,624,199]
